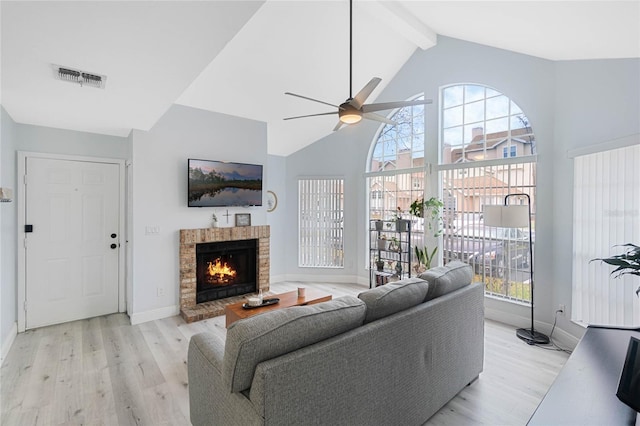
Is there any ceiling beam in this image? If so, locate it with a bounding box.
[365,1,437,50]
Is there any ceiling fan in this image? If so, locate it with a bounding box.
[284,0,432,131]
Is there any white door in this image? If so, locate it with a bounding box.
[25,157,120,329]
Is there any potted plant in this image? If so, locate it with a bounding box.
[410,197,444,269]
[395,207,410,232]
[374,220,384,231]
[377,235,387,250]
[375,257,385,271]
[592,243,640,295]
[415,246,437,270]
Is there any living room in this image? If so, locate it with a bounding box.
[1,1,639,425]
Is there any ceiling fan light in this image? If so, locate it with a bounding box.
[340,112,362,124]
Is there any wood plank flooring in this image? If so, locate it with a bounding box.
[1,281,569,425]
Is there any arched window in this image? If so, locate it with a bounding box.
[439,84,537,304]
[366,96,426,280]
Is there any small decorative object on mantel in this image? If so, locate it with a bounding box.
[211,212,218,228]
[0,187,13,203]
[235,213,251,227]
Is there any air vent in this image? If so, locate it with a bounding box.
[54,65,106,89]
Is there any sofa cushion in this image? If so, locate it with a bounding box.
[357,278,429,324]
[223,295,366,392]
[418,260,473,301]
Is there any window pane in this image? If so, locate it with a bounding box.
[464,100,484,123]
[443,126,463,146]
[465,85,485,103]
[485,117,509,134]
[440,161,537,304]
[486,95,509,120]
[443,86,463,108]
[443,106,463,128]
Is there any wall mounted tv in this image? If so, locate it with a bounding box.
[188,159,263,207]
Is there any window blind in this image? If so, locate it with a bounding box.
[572,144,640,327]
[298,178,344,268]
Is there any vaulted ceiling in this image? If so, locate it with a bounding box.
[2,1,639,156]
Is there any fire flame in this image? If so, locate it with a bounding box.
[207,258,237,283]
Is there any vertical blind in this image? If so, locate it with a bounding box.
[298,178,344,268]
[572,144,640,327]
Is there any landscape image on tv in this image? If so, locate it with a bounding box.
[188,159,263,207]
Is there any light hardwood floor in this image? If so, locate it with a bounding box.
[1,281,569,425]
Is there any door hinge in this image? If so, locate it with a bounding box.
[23,238,27,249]
[23,300,27,311]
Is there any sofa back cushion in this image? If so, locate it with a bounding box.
[357,278,429,324]
[418,260,473,301]
[223,296,366,392]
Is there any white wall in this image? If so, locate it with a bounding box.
[551,59,640,336]
[130,104,268,322]
[283,36,640,340]
[266,154,287,281]
[1,106,17,359]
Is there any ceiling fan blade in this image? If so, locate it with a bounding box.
[350,77,382,109]
[333,121,345,131]
[285,92,343,110]
[363,112,398,126]
[361,99,433,113]
[283,111,338,121]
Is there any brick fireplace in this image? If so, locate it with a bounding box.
[180,226,269,323]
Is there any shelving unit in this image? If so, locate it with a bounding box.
[369,219,412,288]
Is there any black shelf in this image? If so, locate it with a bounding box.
[369,219,411,288]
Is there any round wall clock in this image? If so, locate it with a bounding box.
[266,190,278,212]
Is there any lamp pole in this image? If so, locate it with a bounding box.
[503,193,549,345]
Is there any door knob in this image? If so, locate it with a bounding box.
[110,244,117,249]
[111,233,117,238]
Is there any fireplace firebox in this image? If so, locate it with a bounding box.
[195,239,257,304]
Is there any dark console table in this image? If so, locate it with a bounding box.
[528,326,639,425]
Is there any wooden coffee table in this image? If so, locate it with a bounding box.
[225,289,332,327]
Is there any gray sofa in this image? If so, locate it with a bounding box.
[188,261,484,426]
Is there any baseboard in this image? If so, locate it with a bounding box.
[485,306,580,350]
[129,305,179,325]
[281,274,368,287]
[270,274,288,284]
[1,322,18,365]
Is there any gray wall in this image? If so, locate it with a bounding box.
[130,104,268,320]
[1,106,17,354]
[284,36,639,335]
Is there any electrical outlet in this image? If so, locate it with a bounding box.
[558,304,566,315]
[157,287,165,297]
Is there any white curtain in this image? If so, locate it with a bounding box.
[572,143,640,327]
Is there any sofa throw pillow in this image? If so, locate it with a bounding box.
[418,260,473,301]
[223,295,366,393]
[357,278,429,324]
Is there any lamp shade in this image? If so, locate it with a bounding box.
[483,205,529,228]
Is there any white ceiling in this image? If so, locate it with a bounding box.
[2,1,639,156]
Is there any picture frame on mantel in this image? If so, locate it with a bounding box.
[235,213,251,227]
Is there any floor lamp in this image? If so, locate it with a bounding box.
[483,194,549,345]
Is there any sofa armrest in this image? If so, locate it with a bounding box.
[188,332,262,426]
[190,332,225,373]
